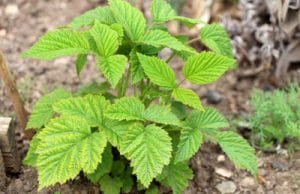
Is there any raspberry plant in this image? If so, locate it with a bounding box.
[22,0,257,193]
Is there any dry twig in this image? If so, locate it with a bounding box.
[0,50,33,139]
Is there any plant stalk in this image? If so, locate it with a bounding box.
[0,50,33,139]
[166,37,200,63]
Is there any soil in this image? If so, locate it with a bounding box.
[0,0,299,194]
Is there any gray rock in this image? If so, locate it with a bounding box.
[240,177,256,188]
[215,181,237,194]
[206,90,223,104]
[271,160,289,171]
[215,167,233,178]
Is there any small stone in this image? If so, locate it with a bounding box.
[5,4,19,16]
[271,160,289,171]
[14,179,24,191]
[215,168,233,178]
[257,158,264,167]
[24,183,32,192]
[0,29,6,37]
[217,155,226,162]
[206,90,223,104]
[240,177,256,188]
[258,169,267,176]
[215,181,237,194]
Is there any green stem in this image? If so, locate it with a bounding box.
[139,80,144,97]
[166,37,200,63]
[133,84,137,97]
[116,76,124,98]
[121,65,131,97]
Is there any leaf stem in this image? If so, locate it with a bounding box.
[166,37,200,63]
[121,65,131,97]
[166,53,176,63]
[187,37,200,45]
[177,79,186,87]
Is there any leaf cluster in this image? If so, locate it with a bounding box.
[23,0,257,193]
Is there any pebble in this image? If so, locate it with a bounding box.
[217,155,226,162]
[14,179,24,191]
[215,168,233,178]
[0,29,6,37]
[215,181,237,194]
[5,4,19,16]
[240,177,256,188]
[271,160,289,171]
[206,90,223,104]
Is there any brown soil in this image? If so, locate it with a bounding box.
[0,0,299,194]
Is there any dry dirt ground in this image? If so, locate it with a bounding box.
[0,0,299,194]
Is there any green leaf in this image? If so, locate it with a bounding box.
[76,82,110,96]
[109,0,146,40]
[120,124,172,187]
[75,54,87,75]
[36,116,107,189]
[216,131,258,175]
[97,55,127,88]
[53,95,110,127]
[175,127,203,163]
[287,122,300,137]
[106,97,145,121]
[172,88,203,110]
[111,160,126,176]
[110,23,125,43]
[130,49,145,84]
[183,52,235,85]
[120,168,134,193]
[200,23,233,58]
[185,108,229,130]
[68,7,115,29]
[145,185,159,194]
[171,101,186,120]
[22,29,90,60]
[103,119,134,147]
[23,135,40,167]
[150,0,202,28]
[26,88,72,129]
[174,16,204,28]
[90,21,120,57]
[144,105,181,126]
[86,145,113,184]
[151,0,176,23]
[157,161,193,194]
[137,53,176,90]
[99,175,123,194]
[141,30,195,54]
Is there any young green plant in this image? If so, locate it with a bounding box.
[22,0,257,193]
[250,85,300,151]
